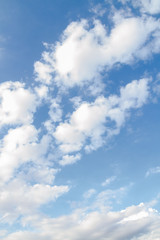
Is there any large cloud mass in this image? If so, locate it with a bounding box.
[2,204,160,240]
[34,16,160,88]
[54,78,150,154]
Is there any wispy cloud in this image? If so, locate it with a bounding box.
[146,166,160,177]
[102,176,116,186]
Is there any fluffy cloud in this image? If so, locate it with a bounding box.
[0,125,51,183]
[34,61,53,84]
[34,15,160,88]
[0,179,69,223]
[0,81,37,126]
[2,204,160,240]
[54,78,150,154]
[59,153,81,166]
[133,0,160,14]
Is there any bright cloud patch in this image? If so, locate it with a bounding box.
[54,78,150,153]
[0,179,69,223]
[2,204,160,240]
[59,153,81,166]
[0,82,37,126]
[34,16,160,87]
[134,0,160,14]
[0,125,51,183]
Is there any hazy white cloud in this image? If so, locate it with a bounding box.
[102,176,116,186]
[0,230,7,238]
[54,78,150,154]
[2,203,160,240]
[34,15,160,88]
[34,85,49,99]
[49,99,63,123]
[0,81,37,126]
[83,189,97,199]
[19,165,58,185]
[133,0,160,14]
[89,3,106,17]
[93,187,127,210]
[146,166,160,177]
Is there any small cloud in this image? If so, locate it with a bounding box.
[89,3,107,17]
[102,176,116,186]
[146,166,160,177]
[59,154,81,166]
[83,188,97,199]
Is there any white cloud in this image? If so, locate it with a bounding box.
[54,78,150,154]
[0,179,69,223]
[102,176,116,186]
[34,16,160,88]
[90,3,106,17]
[83,189,97,199]
[19,165,58,185]
[2,204,160,240]
[0,125,51,183]
[59,154,81,166]
[48,99,63,123]
[146,166,160,177]
[93,187,127,210]
[34,61,53,84]
[34,85,48,99]
[0,230,7,237]
[0,81,37,126]
[133,0,160,14]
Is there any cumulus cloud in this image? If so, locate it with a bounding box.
[35,85,48,98]
[2,204,160,240]
[0,179,69,223]
[34,15,160,88]
[59,153,81,166]
[0,81,37,126]
[133,0,160,14]
[0,125,51,183]
[1,1,160,238]
[54,78,150,154]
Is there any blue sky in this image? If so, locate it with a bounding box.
[0,0,160,239]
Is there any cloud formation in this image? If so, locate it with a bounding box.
[2,204,160,240]
[146,166,160,177]
[1,0,160,238]
[34,15,160,88]
[0,125,51,183]
[54,78,150,153]
[133,0,160,14]
[0,82,37,126]
[0,179,69,223]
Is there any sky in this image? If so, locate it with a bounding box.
[0,0,160,239]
